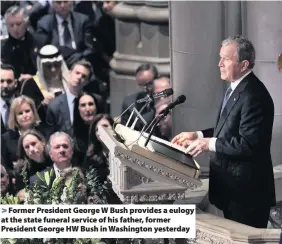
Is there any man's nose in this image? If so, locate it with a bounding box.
[51,66,57,72]
[218,58,223,67]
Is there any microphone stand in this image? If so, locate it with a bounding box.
[144,109,169,147]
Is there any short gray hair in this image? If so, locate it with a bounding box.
[4,6,28,23]
[46,132,74,155]
[222,35,256,69]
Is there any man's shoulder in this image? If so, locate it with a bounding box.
[48,93,67,109]
[38,13,54,27]
[72,11,89,22]
[123,92,140,102]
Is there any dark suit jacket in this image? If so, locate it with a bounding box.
[1,31,37,78]
[35,11,94,67]
[202,72,275,210]
[121,92,155,132]
[45,92,104,134]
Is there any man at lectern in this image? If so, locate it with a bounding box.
[172,35,275,228]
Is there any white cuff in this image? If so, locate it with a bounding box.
[209,137,217,152]
[196,131,204,139]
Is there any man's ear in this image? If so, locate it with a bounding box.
[241,60,249,72]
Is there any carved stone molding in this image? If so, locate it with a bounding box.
[128,168,153,187]
[111,2,168,23]
[115,150,198,189]
[123,192,185,203]
[110,54,170,76]
[194,229,232,244]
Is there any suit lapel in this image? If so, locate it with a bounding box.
[71,13,79,45]
[60,94,71,128]
[214,73,251,136]
[52,15,60,47]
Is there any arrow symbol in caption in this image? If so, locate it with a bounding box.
[2,208,7,213]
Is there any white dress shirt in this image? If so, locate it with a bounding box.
[53,163,72,178]
[66,90,76,124]
[197,70,252,152]
[55,14,77,49]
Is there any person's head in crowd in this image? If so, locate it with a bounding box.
[46,132,73,169]
[103,1,117,13]
[4,6,27,40]
[1,163,11,196]
[1,1,19,16]
[68,60,92,96]
[88,114,114,150]
[155,100,172,140]
[219,35,255,82]
[77,92,99,125]
[153,76,170,94]
[8,95,41,131]
[153,76,171,103]
[135,63,158,94]
[18,130,47,164]
[37,45,69,92]
[0,64,18,100]
[53,0,73,20]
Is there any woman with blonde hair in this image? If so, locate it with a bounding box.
[1,95,50,170]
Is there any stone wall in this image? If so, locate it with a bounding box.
[109,1,170,117]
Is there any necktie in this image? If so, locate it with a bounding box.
[220,86,232,114]
[62,20,72,48]
[4,101,10,126]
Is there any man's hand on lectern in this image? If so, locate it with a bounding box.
[171,131,198,148]
[185,138,210,157]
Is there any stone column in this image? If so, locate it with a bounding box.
[243,1,282,167]
[169,1,224,174]
[110,1,170,117]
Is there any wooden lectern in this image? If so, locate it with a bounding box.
[97,124,202,203]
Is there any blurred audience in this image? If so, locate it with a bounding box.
[34,45,69,101]
[121,63,159,131]
[72,91,101,162]
[1,96,49,170]
[14,129,51,194]
[84,114,114,183]
[35,0,95,68]
[0,163,16,197]
[1,6,37,80]
[45,60,102,133]
[1,64,44,134]
[29,132,75,188]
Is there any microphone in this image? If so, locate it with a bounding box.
[159,95,186,115]
[144,95,186,147]
[136,88,173,104]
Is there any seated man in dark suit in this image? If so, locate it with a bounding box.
[35,0,94,68]
[29,132,74,188]
[121,63,159,131]
[1,5,37,80]
[45,60,103,134]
